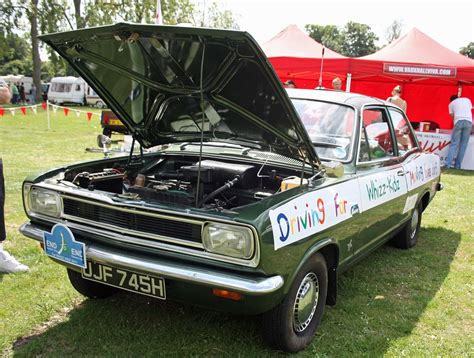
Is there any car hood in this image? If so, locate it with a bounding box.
[39,23,319,167]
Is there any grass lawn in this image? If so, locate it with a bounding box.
[0,106,473,356]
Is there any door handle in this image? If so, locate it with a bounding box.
[397,170,406,176]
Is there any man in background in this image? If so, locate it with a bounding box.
[332,77,342,91]
[0,79,29,273]
[445,95,473,169]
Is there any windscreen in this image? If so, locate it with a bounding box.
[291,99,356,161]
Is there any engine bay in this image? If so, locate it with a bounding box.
[63,155,305,210]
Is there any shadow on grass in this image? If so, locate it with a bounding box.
[12,227,460,357]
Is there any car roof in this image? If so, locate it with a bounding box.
[286,88,398,111]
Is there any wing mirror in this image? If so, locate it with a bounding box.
[321,161,344,178]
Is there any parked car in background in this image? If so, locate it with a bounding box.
[48,76,86,105]
[21,24,442,353]
[100,110,128,137]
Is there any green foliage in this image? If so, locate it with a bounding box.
[340,21,378,57]
[459,42,474,58]
[305,21,379,57]
[305,24,342,53]
[0,58,33,76]
[0,30,30,67]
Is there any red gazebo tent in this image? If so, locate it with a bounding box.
[262,25,350,89]
[349,28,474,129]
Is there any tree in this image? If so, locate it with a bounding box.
[385,19,403,44]
[460,42,474,59]
[340,21,378,57]
[194,1,240,29]
[305,24,342,53]
[0,30,30,67]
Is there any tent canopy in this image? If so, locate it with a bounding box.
[351,27,474,84]
[360,27,473,68]
[262,24,346,59]
[262,25,350,89]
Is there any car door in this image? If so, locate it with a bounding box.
[387,107,426,216]
[353,106,408,257]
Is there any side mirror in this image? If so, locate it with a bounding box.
[96,134,112,158]
[321,161,344,178]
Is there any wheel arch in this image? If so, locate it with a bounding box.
[420,190,431,212]
[287,238,340,306]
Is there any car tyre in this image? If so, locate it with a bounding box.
[262,253,327,353]
[96,100,105,109]
[392,202,422,249]
[67,268,118,299]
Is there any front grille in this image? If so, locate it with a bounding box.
[62,198,202,243]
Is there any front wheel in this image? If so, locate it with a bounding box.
[67,268,118,299]
[391,202,422,249]
[262,253,328,353]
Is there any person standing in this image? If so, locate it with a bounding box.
[387,85,407,112]
[445,95,473,169]
[30,83,37,105]
[18,82,26,104]
[10,82,19,104]
[0,81,29,273]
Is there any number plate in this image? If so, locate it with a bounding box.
[82,261,166,300]
[109,119,123,126]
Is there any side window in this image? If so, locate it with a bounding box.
[359,108,395,161]
[389,109,417,156]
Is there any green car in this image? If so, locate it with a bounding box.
[20,24,442,353]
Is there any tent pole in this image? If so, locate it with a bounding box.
[346,73,352,92]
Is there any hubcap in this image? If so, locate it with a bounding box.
[410,207,419,239]
[293,272,319,333]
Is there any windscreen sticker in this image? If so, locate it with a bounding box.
[403,194,419,214]
[403,154,440,191]
[270,180,360,250]
[358,168,408,211]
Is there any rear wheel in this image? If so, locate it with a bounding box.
[67,268,118,299]
[392,202,422,249]
[263,253,328,353]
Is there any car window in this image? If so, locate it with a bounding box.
[359,108,395,161]
[291,99,355,161]
[388,109,417,156]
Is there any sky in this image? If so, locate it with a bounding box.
[221,0,474,53]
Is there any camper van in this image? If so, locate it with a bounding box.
[48,77,86,105]
[86,86,106,108]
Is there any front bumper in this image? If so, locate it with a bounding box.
[20,222,284,297]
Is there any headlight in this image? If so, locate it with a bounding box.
[25,185,62,218]
[202,223,254,259]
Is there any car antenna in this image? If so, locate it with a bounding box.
[195,40,206,208]
[317,46,325,89]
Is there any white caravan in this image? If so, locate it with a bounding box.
[48,77,86,105]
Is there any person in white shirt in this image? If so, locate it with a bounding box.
[445,95,473,169]
[0,80,29,273]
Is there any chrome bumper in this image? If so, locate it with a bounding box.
[20,223,284,296]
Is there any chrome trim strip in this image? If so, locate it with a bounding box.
[23,216,260,267]
[20,223,281,295]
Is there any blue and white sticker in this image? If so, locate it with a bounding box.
[43,224,86,268]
